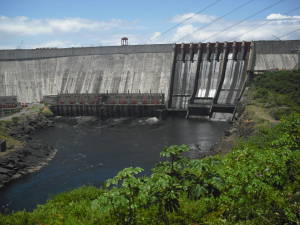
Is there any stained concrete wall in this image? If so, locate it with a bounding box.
[254,40,300,70]
[170,42,250,110]
[0,45,174,103]
[0,44,173,61]
[0,40,299,104]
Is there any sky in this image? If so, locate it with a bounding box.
[0,0,300,49]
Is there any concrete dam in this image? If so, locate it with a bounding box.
[0,40,299,117]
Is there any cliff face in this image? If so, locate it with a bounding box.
[0,52,173,103]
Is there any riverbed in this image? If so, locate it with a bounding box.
[0,117,230,213]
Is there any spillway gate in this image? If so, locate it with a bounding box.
[168,41,252,118]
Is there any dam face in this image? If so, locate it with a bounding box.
[0,45,174,103]
[0,40,299,109]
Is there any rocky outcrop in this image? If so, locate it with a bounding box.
[6,113,54,140]
[0,112,56,189]
[0,142,56,189]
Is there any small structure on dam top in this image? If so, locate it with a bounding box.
[121,37,128,46]
[43,93,166,118]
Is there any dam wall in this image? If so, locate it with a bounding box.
[253,40,300,70]
[0,40,299,105]
[0,44,173,60]
[0,45,174,103]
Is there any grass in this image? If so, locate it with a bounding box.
[237,70,300,133]
[0,120,24,155]
[40,106,54,117]
[247,70,300,120]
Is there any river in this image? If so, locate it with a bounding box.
[0,117,230,213]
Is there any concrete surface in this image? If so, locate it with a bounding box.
[0,44,174,61]
[0,41,299,105]
[254,40,300,70]
[0,51,173,103]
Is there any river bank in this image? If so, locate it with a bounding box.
[0,106,55,189]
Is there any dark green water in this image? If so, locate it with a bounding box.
[0,117,229,212]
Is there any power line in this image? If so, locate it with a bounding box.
[183,0,284,43]
[229,5,300,41]
[177,0,255,42]
[277,27,300,39]
[146,0,222,43]
[272,34,281,40]
[201,0,285,42]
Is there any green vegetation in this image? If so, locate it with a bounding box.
[0,71,299,224]
[1,115,299,225]
[248,70,300,120]
[0,120,24,153]
[40,106,54,117]
[0,104,53,153]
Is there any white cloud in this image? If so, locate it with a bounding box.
[149,32,161,41]
[161,13,300,43]
[1,12,300,49]
[171,13,216,24]
[96,34,141,46]
[172,24,198,41]
[30,40,79,48]
[267,13,300,20]
[0,16,127,36]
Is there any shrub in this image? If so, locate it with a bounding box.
[41,106,53,117]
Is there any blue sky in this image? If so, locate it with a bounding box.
[0,0,300,49]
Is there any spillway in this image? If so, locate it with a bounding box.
[0,40,299,116]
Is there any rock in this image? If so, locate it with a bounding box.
[0,110,56,189]
[2,163,15,170]
[230,128,238,135]
[21,149,32,157]
[185,143,213,159]
[11,173,22,179]
[0,174,10,184]
[7,155,20,162]
[224,130,231,136]
[0,167,10,174]
[31,143,42,150]
[145,117,160,125]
